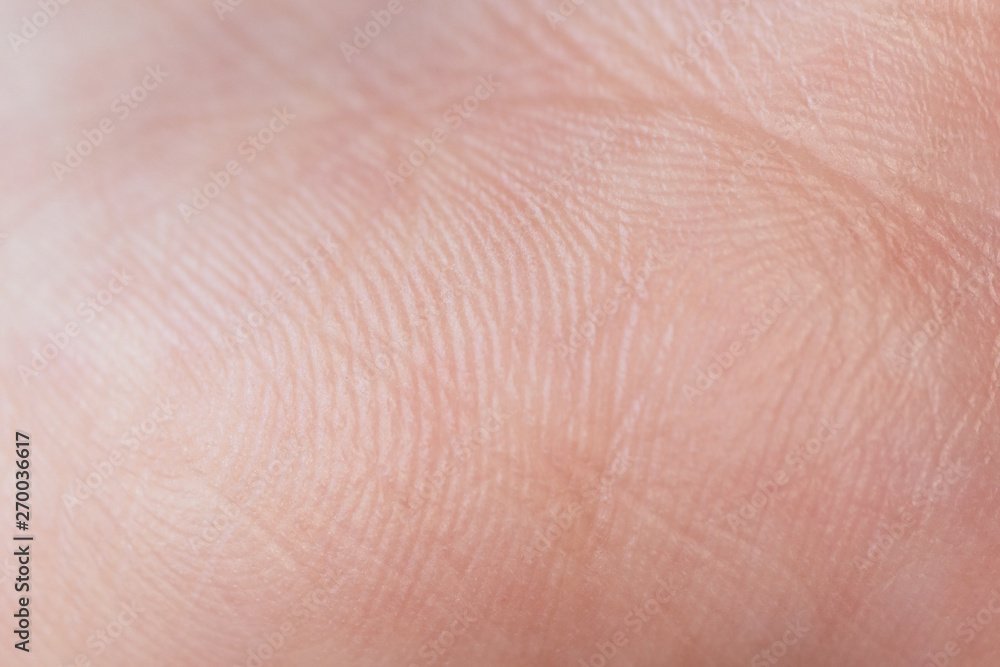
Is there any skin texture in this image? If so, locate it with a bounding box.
[2,0,999,665]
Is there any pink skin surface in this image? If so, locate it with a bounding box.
[2,0,1000,665]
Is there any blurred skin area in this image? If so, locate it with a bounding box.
[1,0,1000,665]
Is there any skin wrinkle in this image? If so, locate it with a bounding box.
[2,1,1000,666]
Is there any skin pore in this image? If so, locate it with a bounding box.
[2,0,999,665]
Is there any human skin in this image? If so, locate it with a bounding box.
[1,0,999,665]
